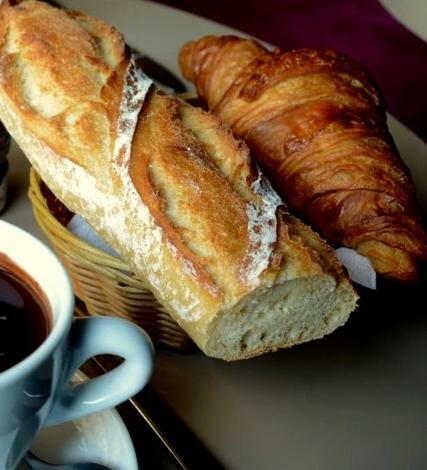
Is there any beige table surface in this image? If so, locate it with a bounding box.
[2,1,427,469]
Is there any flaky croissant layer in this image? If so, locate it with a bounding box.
[179,35,427,281]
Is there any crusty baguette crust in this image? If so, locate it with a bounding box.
[0,1,357,359]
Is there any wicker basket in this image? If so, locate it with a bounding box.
[28,168,193,350]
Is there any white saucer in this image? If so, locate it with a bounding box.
[18,371,138,469]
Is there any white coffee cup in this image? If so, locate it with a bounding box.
[0,220,154,469]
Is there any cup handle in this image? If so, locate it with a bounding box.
[45,316,154,426]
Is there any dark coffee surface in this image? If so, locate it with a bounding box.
[0,261,51,372]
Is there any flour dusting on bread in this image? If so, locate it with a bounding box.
[113,55,152,165]
[243,170,281,287]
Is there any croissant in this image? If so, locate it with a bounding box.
[179,35,427,281]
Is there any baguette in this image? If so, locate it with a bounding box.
[0,0,357,360]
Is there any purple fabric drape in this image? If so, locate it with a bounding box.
[153,0,427,143]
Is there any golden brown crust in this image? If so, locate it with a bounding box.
[0,0,125,172]
[129,89,265,300]
[179,35,427,281]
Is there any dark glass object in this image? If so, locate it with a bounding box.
[0,121,10,213]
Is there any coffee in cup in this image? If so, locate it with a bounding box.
[0,254,51,372]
